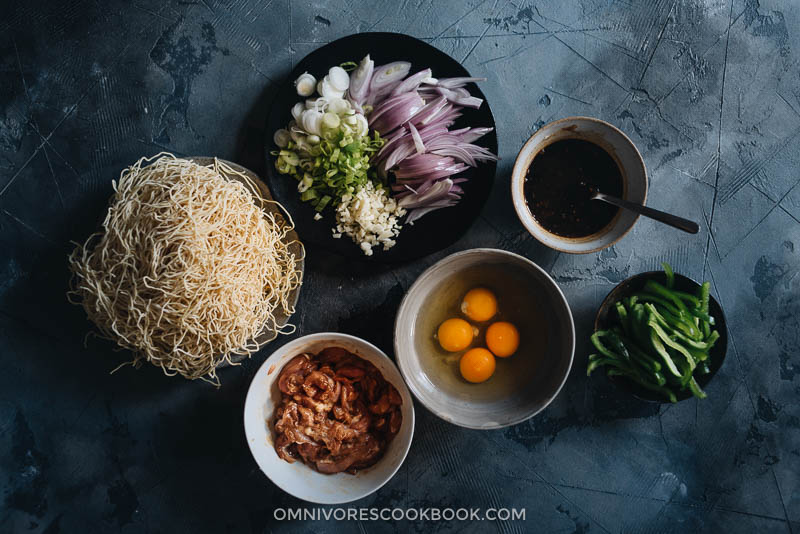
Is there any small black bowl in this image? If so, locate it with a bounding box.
[594,271,728,402]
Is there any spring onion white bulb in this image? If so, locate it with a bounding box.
[326,97,350,115]
[322,112,340,130]
[355,114,368,137]
[317,78,344,99]
[291,102,305,121]
[273,129,290,148]
[327,66,350,91]
[294,72,316,97]
[289,130,304,145]
[307,98,331,113]
[301,109,323,135]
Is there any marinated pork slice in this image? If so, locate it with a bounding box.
[271,347,403,475]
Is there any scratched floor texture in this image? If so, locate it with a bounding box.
[0,0,799,532]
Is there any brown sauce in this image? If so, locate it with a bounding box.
[523,138,623,238]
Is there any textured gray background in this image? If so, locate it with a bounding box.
[1,0,799,532]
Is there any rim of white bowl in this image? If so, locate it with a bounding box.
[393,248,576,429]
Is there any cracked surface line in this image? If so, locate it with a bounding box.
[703,0,735,277]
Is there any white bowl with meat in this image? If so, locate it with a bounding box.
[244,332,415,504]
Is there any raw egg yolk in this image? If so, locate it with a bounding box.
[459,348,496,383]
[486,321,520,357]
[460,287,498,322]
[437,318,474,352]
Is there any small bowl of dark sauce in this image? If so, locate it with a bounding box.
[511,117,647,253]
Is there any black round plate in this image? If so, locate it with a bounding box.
[263,32,498,263]
[594,271,728,403]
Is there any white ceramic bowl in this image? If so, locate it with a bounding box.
[511,116,647,253]
[243,333,415,504]
[394,249,575,429]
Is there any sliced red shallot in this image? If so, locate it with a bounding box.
[436,77,487,88]
[436,87,483,108]
[408,122,425,154]
[407,96,448,127]
[348,55,374,104]
[339,54,497,223]
[369,62,412,93]
[396,179,462,223]
[370,94,425,134]
[390,68,433,96]
[368,92,422,126]
[457,127,494,143]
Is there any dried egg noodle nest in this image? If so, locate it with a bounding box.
[68,154,303,385]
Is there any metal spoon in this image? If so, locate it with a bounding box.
[590,190,699,234]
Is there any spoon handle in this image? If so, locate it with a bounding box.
[594,193,700,234]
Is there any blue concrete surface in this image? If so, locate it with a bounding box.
[1,0,798,532]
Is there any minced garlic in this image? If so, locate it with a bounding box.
[331,181,405,256]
